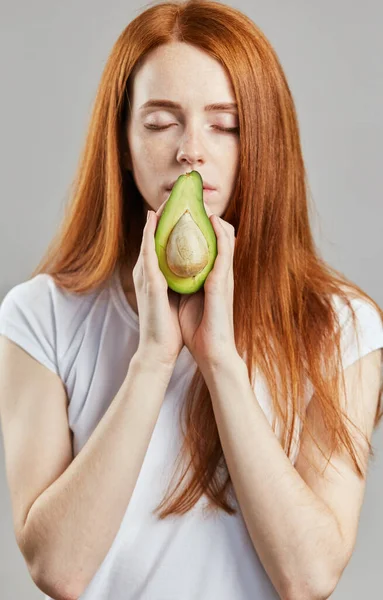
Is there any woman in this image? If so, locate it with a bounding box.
[0,1,382,599]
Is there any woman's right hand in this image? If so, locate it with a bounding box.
[133,199,184,368]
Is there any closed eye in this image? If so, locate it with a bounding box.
[144,124,239,133]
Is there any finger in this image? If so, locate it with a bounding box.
[155,198,169,219]
[220,219,236,238]
[217,217,236,265]
[135,210,154,281]
[210,216,233,276]
[211,215,230,240]
[203,201,214,218]
[218,219,236,253]
[142,211,162,284]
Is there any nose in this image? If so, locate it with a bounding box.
[176,127,206,166]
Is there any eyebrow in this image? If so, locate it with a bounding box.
[139,99,238,112]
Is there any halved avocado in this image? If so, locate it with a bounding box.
[154,170,218,294]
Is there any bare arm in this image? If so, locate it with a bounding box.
[200,349,381,600]
[20,351,174,599]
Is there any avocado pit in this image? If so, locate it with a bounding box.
[166,211,209,277]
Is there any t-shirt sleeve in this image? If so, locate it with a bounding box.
[339,296,383,372]
[0,275,59,376]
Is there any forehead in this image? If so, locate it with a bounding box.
[130,42,236,109]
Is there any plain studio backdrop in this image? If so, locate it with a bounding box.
[0,1,382,598]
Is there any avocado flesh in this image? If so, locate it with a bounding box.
[154,170,218,294]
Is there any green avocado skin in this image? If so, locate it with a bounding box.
[154,170,218,294]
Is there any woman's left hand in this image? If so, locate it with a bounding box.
[178,203,238,368]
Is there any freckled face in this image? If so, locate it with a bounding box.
[124,41,240,217]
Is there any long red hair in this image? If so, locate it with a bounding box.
[30,0,383,518]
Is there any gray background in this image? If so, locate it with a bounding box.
[0,0,382,597]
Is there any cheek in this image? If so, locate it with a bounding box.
[140,136,171,166]
[132,137,165,175]
[215,142,239,170]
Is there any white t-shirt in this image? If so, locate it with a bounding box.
[1,269,382,600]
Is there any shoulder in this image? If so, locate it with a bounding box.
[330,288,383,372]
[1,273,53,306]
[0,273,95,330]
[0,273,107,378]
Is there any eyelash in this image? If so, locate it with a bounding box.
[144,124,239,133]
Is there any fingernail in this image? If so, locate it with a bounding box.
[146,211,150,222]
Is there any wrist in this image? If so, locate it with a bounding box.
[131,348,178,377]
[198,348,246,378]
